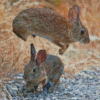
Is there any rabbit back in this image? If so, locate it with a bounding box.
[13,6,90,47]
[13,8,69,41]
[43,55,64,84]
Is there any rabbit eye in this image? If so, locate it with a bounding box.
[33,68,36,72]
[80,29,84,35]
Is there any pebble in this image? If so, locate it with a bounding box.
[74,74,81,80]
[60,77,66,83]
[18,73,24,77]
[14,76,23,80]
[46,97,51,100]
[0,79,2,83]
[63,92,74,98]
[40,99,43,100]
[0,67,100,100]
[11,86,18,91]
[8,80,15,84]
[52,97,58,100]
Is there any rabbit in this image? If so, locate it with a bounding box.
[13,5,90,55]
[23,43,64,93]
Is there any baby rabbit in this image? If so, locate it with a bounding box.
[13,5,90,54]
[23,43,64,93]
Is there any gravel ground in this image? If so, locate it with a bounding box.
[0,66,100,100]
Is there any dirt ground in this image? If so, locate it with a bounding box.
[0,0,100,80]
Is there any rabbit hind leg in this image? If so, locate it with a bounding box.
[47,78,60,93]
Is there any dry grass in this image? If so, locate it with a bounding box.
[0,0,100,80]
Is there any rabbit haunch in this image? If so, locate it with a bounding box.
[23,43,64,93]
[13,5,90,54]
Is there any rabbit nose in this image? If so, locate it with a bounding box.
[81,29,84,35]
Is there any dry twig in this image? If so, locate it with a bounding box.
[0,83,12,100]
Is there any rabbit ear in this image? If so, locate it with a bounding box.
[68,5,79,23]
[37,50,47,64]
[73,5,80,15]
[30,43,36,61]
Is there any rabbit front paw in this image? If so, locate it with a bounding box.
[26,84,38,93]
[59,49,64,55]
[59,45,69,55]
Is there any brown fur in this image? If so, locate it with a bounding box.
[13,5,90,54]
[23,43,64,93]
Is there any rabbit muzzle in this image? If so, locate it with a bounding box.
[79,37,90,44]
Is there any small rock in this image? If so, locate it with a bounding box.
[0,80,2,83]
[64,73,71,78]
[16,96,21,100]
[71,79,77,85]
[63,92,74,98]
[14,76,23,80]
[40,99,44,100]
[46,97,51,100]
[18,73,24,77]
[8,80,15,84]
[71,97,78,100]
[11,90,18,97]
[67,85,73,91]
[58,93,63,96]
[22,80,26,85]
[83,70,97,76]
[74,74,81,80]
[15,83,22,88]
[57,96,67,100]
[18,86,25,92]
[6,84,12,90]
[55,91,59,94]
[82,70,88,74]
[60,78,66,83]
[85,94,90,98]
[12,86,18,91]
[52,96,58,100]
